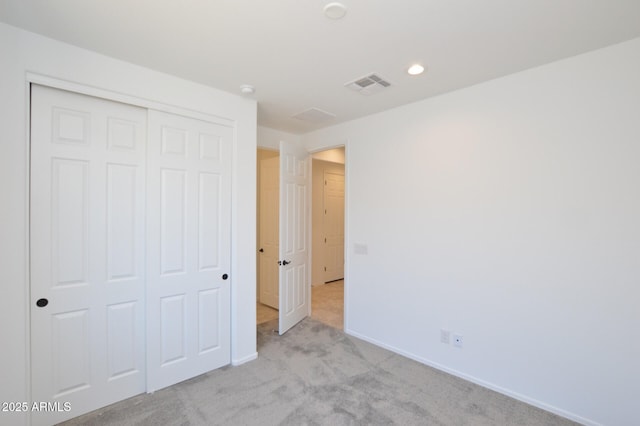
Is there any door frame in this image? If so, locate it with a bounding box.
[255,143,349,332]
[257,151,280,309]
[308,145,348,331]
[23,73,241,422]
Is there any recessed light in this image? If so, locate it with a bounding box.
[407,64,425,76]
[239,84,255,95]
[324,2,347,20]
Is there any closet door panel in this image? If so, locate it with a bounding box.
[146,110,232,391]
[30,85,146,425]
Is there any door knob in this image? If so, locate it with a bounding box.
[282,260,291,266]
[259,248,264,253]
[36,298,48,307]
[222,274,229,280]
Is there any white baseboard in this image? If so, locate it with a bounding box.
[344,328,599,426]
[232,352,258,366]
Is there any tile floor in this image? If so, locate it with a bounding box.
[256,300,279,324]
[256,279,344,330]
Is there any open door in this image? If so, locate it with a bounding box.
[278,140,311,334]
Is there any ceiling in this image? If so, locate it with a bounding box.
[2,1,640,134]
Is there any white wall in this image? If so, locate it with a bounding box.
[303,38,640,426]
[257,125,301,150]
[0,23,257,426]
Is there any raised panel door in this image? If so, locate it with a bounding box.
[278,141,310,335]
[30,85,146,425]
[146,110,231,391]
[324,172,345,282]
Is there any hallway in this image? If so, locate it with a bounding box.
[256,280,344,330]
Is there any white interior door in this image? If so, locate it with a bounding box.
[30,85,147,425]
[146,110,232,391]
[259,156,280,309]
[323,171,345,282]
[278,141,311,335]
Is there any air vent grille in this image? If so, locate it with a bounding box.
[345,73,392,95]
[355,77,375,88]
[369,74,391,87]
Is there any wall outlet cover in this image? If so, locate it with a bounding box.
[453,334,463,348]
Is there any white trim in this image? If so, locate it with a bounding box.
[23,72,33,426]
[342,140,350,332]
[229,120,241,364]
[26,73,235,128]
[232,352,258,366]
[307,153,313,317]
[344,329,600,426]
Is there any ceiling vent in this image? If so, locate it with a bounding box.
[345,73,392,95]
[292,107,336,123]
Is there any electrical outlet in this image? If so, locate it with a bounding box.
[453,334,463,348]
[440,329,450,344]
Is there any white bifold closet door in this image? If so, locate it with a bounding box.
[30,85,147,425]
[146,110,232,392]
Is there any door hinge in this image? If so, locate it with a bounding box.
[324,266,327,271]
[324,237,327,243]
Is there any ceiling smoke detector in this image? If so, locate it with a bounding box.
[345,73,392,95]
[239,84,255,95]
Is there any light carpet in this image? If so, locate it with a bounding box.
[61,318,578,425]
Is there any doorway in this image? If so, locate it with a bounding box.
[256,149,280,324]
[310,150,345,329]
[256,146,345,330]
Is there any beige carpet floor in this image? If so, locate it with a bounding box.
[61,317,578,426]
